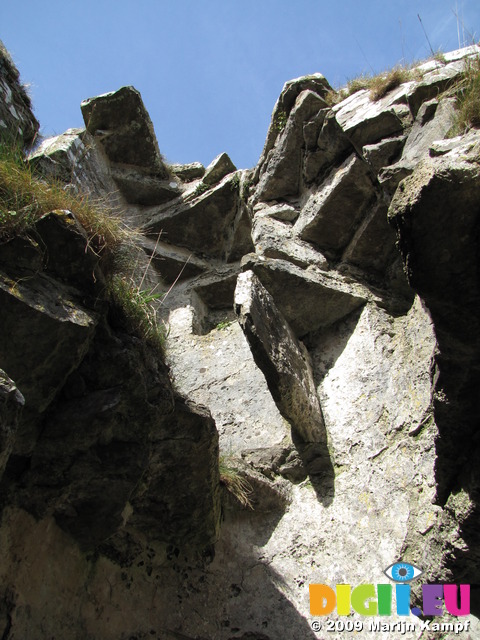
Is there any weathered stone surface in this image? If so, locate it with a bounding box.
[295,154,377,256]
[170,161,205,182]
[140,236,207,284]
[407,45,480,116]
[333,85,413,149]
[3,41,480,639]
[0,370,24,478]
[255,90,329,201]
[388,141,480,595]
[255,73,331,182]
[0,270,97,441]
[142,173,239,259]
[303,109,354,183]
[203,152,236,186]
[28,128,123,207]
[235,271,328,447]
[362,134,406,174]
[253,202,299,222]
[341,200,398,275]
[0,41,39,146]
[252,214,329,269]
[81,86,168,176]
[109,166,180,205]
[242,255,368,336]
[378,97,456,192]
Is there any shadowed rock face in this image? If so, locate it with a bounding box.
[2,42,480,638]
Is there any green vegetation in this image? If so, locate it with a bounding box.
[107,274,166,354]
[194,181,209,196]
[273,109,288,132]
[450,55,480,133]
[0,143,129,253]
[0,141,166,353]
[219,456,253,509]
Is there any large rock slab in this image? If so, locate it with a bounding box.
[303,109,354,184]
[254,73,332,182]
[81,86,168,176]
[0,41,39,146]
[255,90,329,201]
[378,97,456,192]
[202,152,236,186]
[142,174,239,259]
[333,84,412,149]
[295,154,377,256]
[235,271,327,447]
[0,370,24,479]
[28,128,123,207]
[242,255,368,336]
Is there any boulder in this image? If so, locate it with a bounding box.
[235,271,328,449]
[378,98,457,192]
[142,174,239,259]
[333,85,413,149]
[109,166,180,205]
[202,152,236,186]
[0,370,24,478]
[0,41,39,146]
[81,86,168,176]
[255,90,329,201]
[242,255,368,335]
[252,214,329,269]
[295,154,377,256]
[28,128,122,206]
[170,161,205,182]
[255,73,332,182]
[303,109,354,184]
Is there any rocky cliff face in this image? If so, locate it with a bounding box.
[1,41,480,639]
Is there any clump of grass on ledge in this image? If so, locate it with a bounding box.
[219,456,253,509]
[0,143,130,255]
[107,274,167,354]
[450,55,480,133]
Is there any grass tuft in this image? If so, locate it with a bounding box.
[107,274,167,354]
[451,55,480,133]
[0,142,130,255]
[219,456,253,509]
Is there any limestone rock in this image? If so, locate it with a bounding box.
[203,152,236,186]
[142,173,239,259]
[295,153,377,256]
[140,236,207,284]
[235,272,331,479]
[255,90,329,201]
[303,109,354,184]
[255,73,332,183]
[28,128,123,207]
[242,254,369,335]
[362,135,406,174]
[252,214,329,269]
[0,370,24,478]
[379,97,457,191]
[0,41,39,146]
[333,85,413,149]
[407,45,480,116]
[170,161,205,182]
[81,85,168,176]
[109,166,180,205]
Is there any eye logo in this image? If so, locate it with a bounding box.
[384,562,423,583]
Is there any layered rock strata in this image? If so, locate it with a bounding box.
[0,42,480,639]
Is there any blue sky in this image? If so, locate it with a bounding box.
[1,1,479,169]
